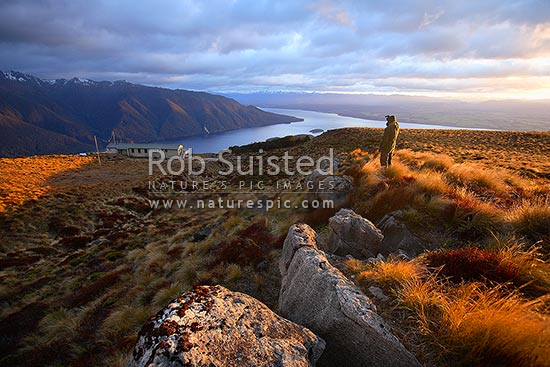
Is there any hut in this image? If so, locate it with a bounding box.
[106,143,187,158]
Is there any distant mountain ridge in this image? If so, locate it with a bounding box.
[227,92,550,131]
[0,71,301,157]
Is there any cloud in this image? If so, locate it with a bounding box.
[1,0,550,99]
[419,10,445,29]
[310,0,352,26]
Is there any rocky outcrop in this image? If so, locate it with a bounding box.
[305,169,352,208]
[377,210,426,257]
[129,285,325,367]
[319,157,341,173]
[279,224,421,367]
[326,209,384,259]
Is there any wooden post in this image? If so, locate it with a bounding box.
[94,135,102,166]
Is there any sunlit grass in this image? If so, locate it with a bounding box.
[343,163,550,367]
[346,258,424,288]
[414,170,450,194]
[446,163,509,194]
[509,199,550,249]
[0,155,94,212]
[2,131,549,366]
[346,253,550,367]
[400,280,550,367]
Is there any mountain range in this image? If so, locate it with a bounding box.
[0,71,301,157]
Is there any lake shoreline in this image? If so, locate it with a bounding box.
[151,108,485,154]
[261,107,500,131]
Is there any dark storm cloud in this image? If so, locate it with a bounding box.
[1,0,549,96]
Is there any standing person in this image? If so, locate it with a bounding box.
[379,115,400,167]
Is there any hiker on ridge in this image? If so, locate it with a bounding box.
[379,115,400,167]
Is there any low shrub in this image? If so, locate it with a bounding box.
[214,221,281,266]
[425,246,550,297]
[425,247,519,284]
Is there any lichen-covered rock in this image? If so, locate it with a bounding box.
[326,208,384,259]
[377,210,426,257]
[279,224,421,367]
[129,285,325,367]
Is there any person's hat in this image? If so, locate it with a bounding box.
[385,115,390,118]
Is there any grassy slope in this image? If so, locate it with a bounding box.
[0,127,549,366]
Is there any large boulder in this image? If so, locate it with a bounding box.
[129,285,325,367]
[326,208,384,259]
[279,224,421,367]
[376,210,426,258]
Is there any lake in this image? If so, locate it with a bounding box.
[160,108,465,154]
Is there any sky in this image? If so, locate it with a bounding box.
[1,0,550,100]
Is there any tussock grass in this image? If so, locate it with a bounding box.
[152,282,185,308]
[101,304,155,341]
[383,161,413,181]
[509,199,550,249]
[35,308,84,341]
[497,244,550,297]
[173,254,203,286]
[346,258,424,288]
[398,149,455,172]
[350,150,545,245]
[400,280,550,367]
[366,187,417,222]
[346,255,550,367]
[425,245,549,297]
[345,258,366,275]
[222,215,244,232]
[224,263,242,283]
[445,190,507,240]
[421,155,455,172]
[356,160,384,192]
[414,170,449,194]
[103,352,132,367]
[3,132,548,366]
[0,155,94,212]
[446,163,509,194]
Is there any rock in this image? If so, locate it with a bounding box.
[305,169,325,188]
[370,253,386,263]
[326,209,384,259]
[368,286,390,302]
[319,157,341,173]
[280,223,319,277]
[305,169,352,208]
[129,285,325,367]
[89,238,108,246]
[279,224,421,367]
[317,175,352,206]
[255,259,270,271]
[192,226,212,242]
[376,211,426,257]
